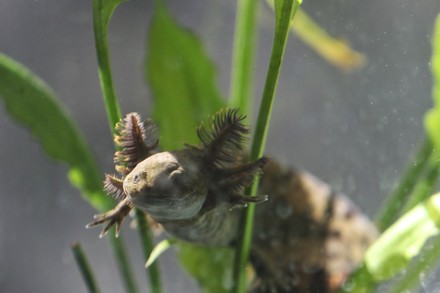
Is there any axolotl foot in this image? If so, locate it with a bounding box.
[86,198,133,238]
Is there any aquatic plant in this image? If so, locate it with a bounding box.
[1,0,440,292]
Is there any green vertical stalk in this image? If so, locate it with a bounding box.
[232,1,301,292]
[92,1,162,292]
[229,0,260,115]
[108,236,139,293]
[375,137,433,230]
[405,12,440,223]
[92,1,140,292]
[92,0,122,132]
[72,242,101,293]
[403,158,440,212]
[135,208,162,293]
[249,0,300,160]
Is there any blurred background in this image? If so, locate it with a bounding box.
[1,0,439,292]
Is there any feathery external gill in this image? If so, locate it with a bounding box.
[103,174,125,201]
[87,112,159,237]
[197,108,248,168]
[194,109,269,207]
[114,112,158,176]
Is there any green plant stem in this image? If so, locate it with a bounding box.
[375,138,433,231]
[229,0,260,115]
[72,242,101,293]
[232,1,301,292]
[403,159,440,212]
[93,0,139,290]
[108,236,139,293]
[135,208,162,293]
[387,236,440,293]
[249,0,300,161]
[92,0,123,132]
[92,1,163,292]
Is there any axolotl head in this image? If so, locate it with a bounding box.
[123,151,207,221]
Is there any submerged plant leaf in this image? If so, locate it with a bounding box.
[0,53,112,211]
[145,239,173,268]
[364,193,440,281]
[145,2,230,292]
[146,2,224,149]
[425,14,440,161]
[289,9,365,71]
[266,1,365,71]
[179,243,234,293]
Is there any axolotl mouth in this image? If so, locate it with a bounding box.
[122,151,208,221]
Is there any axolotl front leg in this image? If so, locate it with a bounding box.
[86,197,132,238]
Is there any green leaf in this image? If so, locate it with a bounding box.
[146,2,224,149]
[145,3,230,292]
[92,0,125,132]
[145,238,173,268]
[425,14,440,160]
[178,243,234,293]
[364,193,440,281]
[387,234,440,293]
[0,53,113,211]
[266,1,365,71]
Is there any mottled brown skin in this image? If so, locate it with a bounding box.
[251,161,378,292]
[87,109,378,293]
